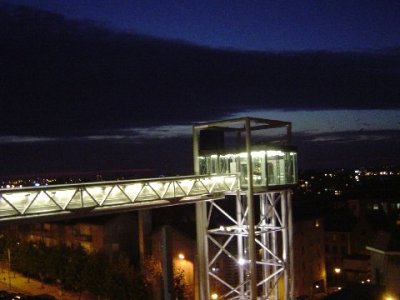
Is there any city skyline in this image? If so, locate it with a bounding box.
[0,2,399,176]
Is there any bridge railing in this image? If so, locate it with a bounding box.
[0,174,239,221]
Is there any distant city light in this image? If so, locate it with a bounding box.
[334,267,341,274]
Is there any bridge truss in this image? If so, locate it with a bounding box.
[0,174,238,222]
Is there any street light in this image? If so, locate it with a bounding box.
[333,267,341,288]
[211,293,218,299]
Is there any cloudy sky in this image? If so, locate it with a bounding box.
[0,1,399,177]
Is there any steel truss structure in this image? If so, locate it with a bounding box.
[206,190,293,299]
[0,174,238,222]
[194,117,295,300]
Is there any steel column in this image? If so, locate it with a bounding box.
[245,118,257,300]
[236,191,245,298]
[281,191,289,300]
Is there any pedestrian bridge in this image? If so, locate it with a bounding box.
[0,117,297,300]
[0,174,239,222]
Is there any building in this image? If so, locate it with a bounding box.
[149,225,195,300]
[14,213,139,264]
[292,199,326,299]
[366,230,400,296]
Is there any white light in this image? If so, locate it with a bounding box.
[211,293,218,300]
[238,258,246,265]
[251,150,266,158]
[178,253,185,260]
[220,153,236,159]
[267,150,284,157]
[315,284,319,289]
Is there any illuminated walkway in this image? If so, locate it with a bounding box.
[0,174,238,222]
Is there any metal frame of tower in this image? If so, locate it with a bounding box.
[193,117,294,300]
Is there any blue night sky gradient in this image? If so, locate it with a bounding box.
[6,0,400,51]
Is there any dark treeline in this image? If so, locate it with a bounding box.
[0,237,147,299]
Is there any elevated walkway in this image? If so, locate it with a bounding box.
[0,174,238,223]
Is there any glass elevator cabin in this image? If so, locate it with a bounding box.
[198,146,297,188]
[193,117,298,300]
[197,119,297,188]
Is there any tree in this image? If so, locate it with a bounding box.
[63,245,87,296]
[174,268,193,300]
[82,252,109,299]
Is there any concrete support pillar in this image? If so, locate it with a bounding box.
[138,209,152,265]
[161,226,174,300]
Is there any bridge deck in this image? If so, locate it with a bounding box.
[0,174,239,222]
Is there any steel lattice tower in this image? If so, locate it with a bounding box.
[193,117,296,300]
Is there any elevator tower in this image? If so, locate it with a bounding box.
[193,117,297,300]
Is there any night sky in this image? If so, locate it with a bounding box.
[0,1,399,178]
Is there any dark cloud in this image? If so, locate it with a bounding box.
[293,129,400,169]
[0,136,193,177]
[1,4,399,137]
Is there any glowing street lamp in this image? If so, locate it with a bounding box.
[333,267,342,287]
[384,294,397,300]
[211,293,218,299]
